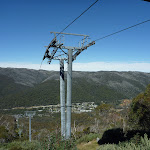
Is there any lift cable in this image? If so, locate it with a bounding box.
[41,0,99,62]
[94,19,150,42]
[37,0,99,81]
[58,0,99,36]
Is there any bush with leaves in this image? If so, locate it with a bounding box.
[0,126,10,143]
[0,140,41,150]
[128,84,150,130]
[76,133,100,144]
[95,104,113,115]
[98,134,150,150]
[40,132,77,150]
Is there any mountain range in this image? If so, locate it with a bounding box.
[0,67,150,109]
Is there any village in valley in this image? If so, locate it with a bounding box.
[0,0,150,149]
[12,102,98,114]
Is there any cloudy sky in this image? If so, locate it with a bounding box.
[0,0,150,72]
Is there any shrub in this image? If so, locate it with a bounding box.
[83,127,90,135]
[129,132,141,145]
[76,133,100,144]
[0,126,9,143]
[97,128,150,145]
[0,140,41,150]
[40,132,77,150]
[128,84,150,130]
[98,134,150,150]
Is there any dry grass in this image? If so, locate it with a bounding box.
[77,140,100,150]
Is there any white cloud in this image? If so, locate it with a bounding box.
[73,62,150,72]
[0,62,60,71]
[0,62,149,72]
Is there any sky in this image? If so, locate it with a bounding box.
[0,0,150,72]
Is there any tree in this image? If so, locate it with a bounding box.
[129,84,150,130]
[95,103,113,115]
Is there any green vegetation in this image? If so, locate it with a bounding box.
[1,68,150,109]
[98,134,150,150]
[77,140,99,150]
[0,140,41,150]
[95,103,112,113]
[0,74,29,100]
[129,84,150,130]
[77,134,150,150]
[0,126,9,143]
[76,133,100,144]
[72,78,125,105]
[1,68,150,149]
[0,132,77,150]
[0,77,125,109]
[1,79,60,108]
[40,133,77,150]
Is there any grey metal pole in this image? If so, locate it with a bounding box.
[29,115,31,142]
[60,59,66,138]
[66,49,72,139]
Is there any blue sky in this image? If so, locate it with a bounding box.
[0,0,150,71]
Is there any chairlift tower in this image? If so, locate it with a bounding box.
[14,114,22,138]
[25,111,36,142]
[43,32,95,139]
[14,114,20,129]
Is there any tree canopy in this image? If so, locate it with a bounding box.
[129,84,150,130]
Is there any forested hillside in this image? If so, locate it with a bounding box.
[0,67,150,109]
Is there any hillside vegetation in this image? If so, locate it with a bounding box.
[0,67,150,108]
[0,84,150,149]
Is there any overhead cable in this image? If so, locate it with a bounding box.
[58,0,99,36]
[37,0,99,79]
[41,0,99,63]
[43,0,99,58]
[95,19,150,41]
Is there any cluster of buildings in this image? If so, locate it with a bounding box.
[71,102,97,113]
[12,102,97,113]
[37,102,97,113]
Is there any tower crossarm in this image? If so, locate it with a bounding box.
[72,41,95,61]
[50,31,89,37]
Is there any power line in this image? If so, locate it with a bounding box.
[58,0,99,35]
[39,0,99,72]
[95,19,150,41]
[43,0,99,60]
